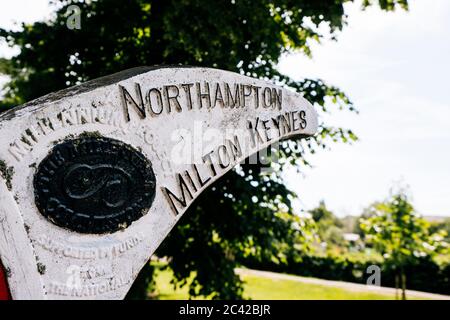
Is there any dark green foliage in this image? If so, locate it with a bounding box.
[0,0,408,299]
[156,167,302,299]
[310,200,336,223]
[125,262,156,300]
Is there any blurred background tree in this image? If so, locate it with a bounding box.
[309,201,346,249]
[430,218,450,243]
[360,190,448,300]
[0,0,408,299]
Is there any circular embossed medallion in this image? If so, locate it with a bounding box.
[34,136,156,234]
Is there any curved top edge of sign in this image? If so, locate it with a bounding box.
[0,65,310,122]
[0,65,184,121]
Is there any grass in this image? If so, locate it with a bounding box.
[153,266,401,300]
[153,266,194,300]
[239,274,395,300]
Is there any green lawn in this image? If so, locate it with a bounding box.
[153,267,401,300]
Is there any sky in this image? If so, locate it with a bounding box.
[0,0,449,217]
[279,0,450,217]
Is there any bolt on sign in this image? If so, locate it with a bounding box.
[0,66,318,300]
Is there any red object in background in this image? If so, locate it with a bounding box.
[0,260,11,300]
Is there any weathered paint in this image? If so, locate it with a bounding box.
[0,66,318,299]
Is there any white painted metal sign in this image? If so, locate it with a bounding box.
[0,66,318,299]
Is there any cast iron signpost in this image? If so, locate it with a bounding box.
[0,66,318,299]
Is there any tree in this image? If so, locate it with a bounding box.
[360,191,448,300]
[309,201,345,248]
[0,0,408,299]
[430,218,450,242]
[310,200,336,223]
